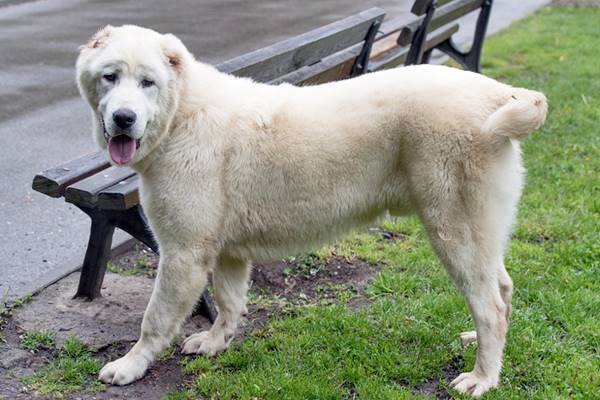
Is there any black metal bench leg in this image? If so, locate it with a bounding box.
[74,210,115,300]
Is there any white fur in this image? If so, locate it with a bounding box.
[76,25,547,397]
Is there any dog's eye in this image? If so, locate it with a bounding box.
[141,79,155,88]
[103,73,117,82]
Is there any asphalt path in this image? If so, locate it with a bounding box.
[0,0,549,301]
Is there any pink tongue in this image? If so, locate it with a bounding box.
[108,135,136,164]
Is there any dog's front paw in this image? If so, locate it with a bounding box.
[181,331,231,356]
[99,353,149,385]
[450,371,498,397]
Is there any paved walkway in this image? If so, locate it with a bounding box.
[0,0,549,301]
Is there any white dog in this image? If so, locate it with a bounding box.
[76,25,546,397]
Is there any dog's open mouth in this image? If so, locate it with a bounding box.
[108,135,139,165]
[101,116,141,165]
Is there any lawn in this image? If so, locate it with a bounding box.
[165,7,600,399]
[19,6,600,400]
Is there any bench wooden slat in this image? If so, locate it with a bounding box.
[369,24,459,72]
[269,43,362,86]
[64,166,136,209]
[215,7,385,83]
[398,0,482,46]
[97,174,140,211]
[32,151,109,198]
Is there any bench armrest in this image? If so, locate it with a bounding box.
[32,151,110,198]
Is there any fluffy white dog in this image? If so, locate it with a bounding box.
[76,25,547,397]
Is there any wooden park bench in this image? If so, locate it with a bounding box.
[32,0,493,323]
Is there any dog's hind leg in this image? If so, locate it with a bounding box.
[427,227,508,396]
[182,256,250,356]
[99,248,212,385]
[419,194,514,397]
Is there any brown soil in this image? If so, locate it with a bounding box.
[252,256,378,304]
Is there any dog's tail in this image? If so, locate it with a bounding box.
[482,88,547,147]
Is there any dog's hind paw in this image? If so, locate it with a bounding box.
[181,331,231,356]
[459,330,478,346]
[99,353,149,385]
[450,371,497,397]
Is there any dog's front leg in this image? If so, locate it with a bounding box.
[182,256,250,356]
[99,249,212,385]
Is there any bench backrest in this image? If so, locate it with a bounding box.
[218,7,385,83]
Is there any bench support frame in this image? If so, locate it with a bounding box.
[73,205,218,323]
[435,0,493,72]
[405,0,437,66]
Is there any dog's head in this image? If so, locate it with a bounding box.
[76,25,191,166]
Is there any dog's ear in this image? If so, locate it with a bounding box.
[80,25,114,51]
[162,33,191,76]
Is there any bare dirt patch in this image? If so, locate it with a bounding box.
[243,255,381,337]
[251,256,379,303]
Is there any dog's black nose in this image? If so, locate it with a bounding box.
[113,108,137,130]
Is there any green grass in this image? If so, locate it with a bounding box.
[23,336,105,396]
[21,330,55,353]
[168,7,600,399]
